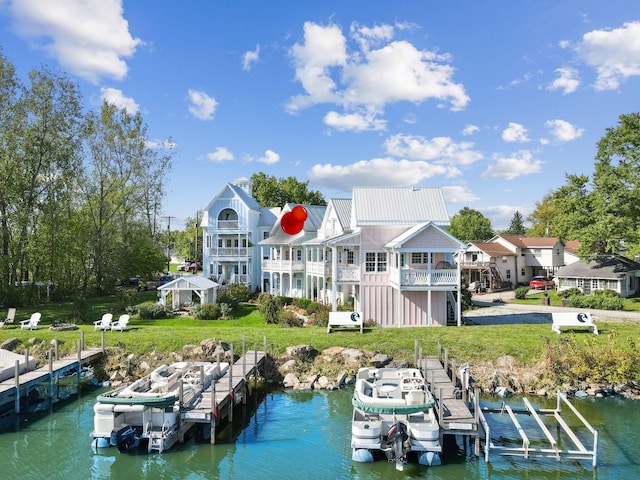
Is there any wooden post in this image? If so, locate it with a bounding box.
[254,345,258,390]
[179,379,184,409]
[101,329,105,353]
[14,359,20,413]
[48,351,54,399]
[452,358,457,388]
[444,348,449,378]
[24,348,29,371]
[263,335,267,355]
[54,339,59,361]
[210,381,217,444]
[229,343,234,423]
[474,387,480,457]
[80,330,85,351]
[437,339,442,361]
[77,340,82,389]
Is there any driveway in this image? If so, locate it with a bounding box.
[465,290,640,325]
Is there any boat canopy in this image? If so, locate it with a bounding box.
[352,397,435,415]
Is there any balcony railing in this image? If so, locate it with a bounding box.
[306,261,331,276]
[217,220,239,229]
[336,266,360,282]
[399,268,459,287]
[207,247,249,257]
[262,259,305,272]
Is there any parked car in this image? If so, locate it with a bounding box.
[529,276,555,289]
[186,262,202,272]
[177,263,191,271]
[157,275,175,287]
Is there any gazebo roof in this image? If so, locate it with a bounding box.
[157,275,218,291]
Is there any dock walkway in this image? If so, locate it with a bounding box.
[180,349,266,443]
[0,347,103,413]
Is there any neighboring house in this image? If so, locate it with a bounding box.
[459,235,565,290]
[554,254,640,298]
[200,178,280,292]
[260,186,467,327]
[563,240,581,265]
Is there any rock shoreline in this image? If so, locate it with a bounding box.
[95,339,640,401]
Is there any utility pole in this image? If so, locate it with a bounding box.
[162,215,175,273]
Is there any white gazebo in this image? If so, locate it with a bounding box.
[157,275,219,310]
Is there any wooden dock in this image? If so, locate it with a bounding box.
[0,343,103,414]
[180,348,266,444]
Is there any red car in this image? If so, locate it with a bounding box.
[186,262,202,272]
[529,276,555,289]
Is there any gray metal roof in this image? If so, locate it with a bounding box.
[385,221,466,250]
[352,187,450,226]
[555,254,640,279]
[331,198,352,230]
[157,275,218,290]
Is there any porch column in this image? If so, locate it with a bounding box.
[457,254,463,326]
[331,246,337,311]
[428,290,432,327]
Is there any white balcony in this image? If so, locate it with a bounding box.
[399,268,459,287]
[207,247,249,257]
[262,259,305,272]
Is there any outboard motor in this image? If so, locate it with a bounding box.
[387,422,409,471]
[112,425,139,453]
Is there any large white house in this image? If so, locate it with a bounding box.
[202,179,467,327]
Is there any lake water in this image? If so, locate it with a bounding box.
[0,388,637,479]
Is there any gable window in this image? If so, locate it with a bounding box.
[346,249,354,265]
[366,252,387,272]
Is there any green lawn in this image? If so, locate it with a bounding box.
[512,290,640,312]
[2,291,638,372]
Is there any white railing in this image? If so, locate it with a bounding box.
[262,259,305,272]
[207,247,249,257]
[217,220,239,229]
[400,268,459,286]
[336,266,360,282]
[306,261,331,276]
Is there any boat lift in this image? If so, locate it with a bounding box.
[477,391,598,468]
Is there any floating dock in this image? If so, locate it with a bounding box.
[0,338,103,414]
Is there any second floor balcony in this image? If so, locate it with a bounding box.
[395,268,460,287]
[206,247,249,257]
[262,259,305,272]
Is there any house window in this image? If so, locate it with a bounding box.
[218,265,223,275]
[218,239,223,248]
[226,239,232,248]
[295,250,302,261]
[471,253,478,261]
[521,268,525,277]
[263,231,269,239]
[366,252,387,272]
[233,239,239,247]
[242,238,247,247]
[242,265,247,275]
[206,235,211,249]
[411,252,432,264]
[506,269,511,279]
[234,265,239,274]
[346,250,354,265]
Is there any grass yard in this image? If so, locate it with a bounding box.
[2,291,638,374]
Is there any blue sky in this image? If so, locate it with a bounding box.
[1,1,639,231]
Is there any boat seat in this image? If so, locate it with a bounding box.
[355,378,379,398]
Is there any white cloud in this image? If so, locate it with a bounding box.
[577,20,640,90]
[204,147,234,162]
[441,185,479,203]
[257,149,280,165]
[188,89,218,120]
[242,44,260,71]
[502,122,530,143]
[462,124,479,136]
[350,22,394,52]
[482,150,542,180]
[384,134,483,166]
[100,87,139,113]
[308,157,458,192]
[146,138,176,150]
[545,119,584,142]
[324,111,386,132]
[287,22,469,114]
[547,67,580,94]
[7,0,141,83]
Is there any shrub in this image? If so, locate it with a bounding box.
[308,308,329,327]
[258,295,282,324]
[191,303,221,320]
[561,287,581,298]
[219,303,233,319]
[278,309,304,327]
[68,297,92,324]
[225,284,250,302]
[568,293,623,311]
[135,301,168,319]
[514,286,529,300]
[294,297,313,310]
[217,291,239,311]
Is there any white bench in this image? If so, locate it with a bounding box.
[327,311,363,333]
[552,312,598,335]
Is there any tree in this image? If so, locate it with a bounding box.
[250,172,326,207]
[526,195,560,237]
[448,207,494,243]
[504,211,526,235]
